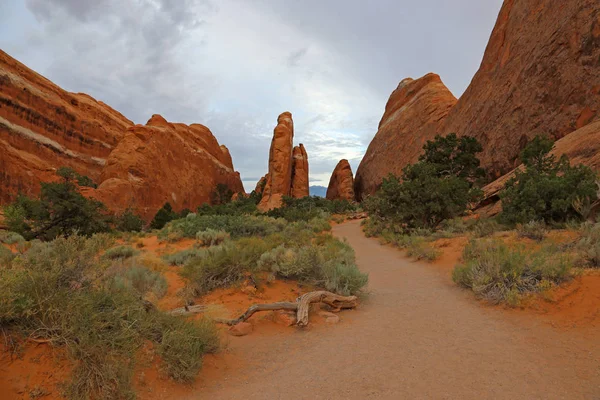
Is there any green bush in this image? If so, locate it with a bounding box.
[470,218,503,238]
[265,196,355,222]
[102,246,139,260]
[150,203,177,230]
[196,229,229,246]
[0,235,219,398]
[501,136,598,224]
[0,230,25,244]
[0,245,16,265]
[109,265,168,299]
[576,223,600,268]
[452,239,572,305]
[364,134,484,231]
[163,248,206,266]
[56,166,97,188]
[160,214,287,240]
[4,173,111,241]
[211,183,234,206]
[116,209,144,232]
[516,220,547,241]
[405,239,440,262]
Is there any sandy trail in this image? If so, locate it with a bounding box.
[197,220,599,399]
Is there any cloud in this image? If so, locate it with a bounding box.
[1,0,504,192]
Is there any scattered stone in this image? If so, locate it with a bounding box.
[272,310,297,327]
[319,311,340,324]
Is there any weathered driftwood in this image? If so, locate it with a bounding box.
[168,291,358,327]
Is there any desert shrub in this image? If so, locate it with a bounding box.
[211,183,234,205]
[102,246,139,260]
[266,196,355,222]
[501,136,598,224]
[405,240,440,262]
[4,173,111,241]
[0,235,219,398]
[471,218,503,238]
[576,223,600,267]
[160,214,287,240]
[439,218,469,235]
[116,209,144,232]
[196,195,259,217]
[163,248,206,266]
[109,265,168,299]
[196,229,229,246]
[150,203,177,230]
[144,313,219,383]
[452,239,572,305]
[0,245,16,265]
[516,220,547,241]
[364,134,484,231]
[0,230,25,244]
[56,166,97,188]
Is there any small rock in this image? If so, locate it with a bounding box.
[318,311,340,324]
[241,285,257,296]
[272,310,297,327]
[228,322,253,336]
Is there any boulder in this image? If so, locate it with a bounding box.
[89,115,244,220]
[354,74,457,200]
[326,159,355,201]
[291,144,309,198]
[228,322,253,337]
[258,112,295,211]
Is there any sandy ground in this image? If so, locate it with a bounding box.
[194,220,600,400]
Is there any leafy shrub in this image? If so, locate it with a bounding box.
[576,223,600,267]
[150,203,177,230]
[196,229,229,246]
[471,219,503,238]
[364,134,484,230]
[56,166,97,188]
[211,183,234,205]
[516,220,547,241]
[160,214,287,240]
[116,208,144,232]
[102,246,139,260]
[501,136,598,224]
[453,239,572,305]
[4,173,111,241]
[439,218,469,235]
[109,265,168,299]
[0,245,15,265]
[163,248,206,266]
[0,235,219,398]
[405,240,440,262]
[0,230,25,244]
[266,196,355,222]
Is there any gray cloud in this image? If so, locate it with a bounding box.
[1,0,503,191]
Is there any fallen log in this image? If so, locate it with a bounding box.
[168,291,358,327]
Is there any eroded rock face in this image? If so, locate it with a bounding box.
[89,115,244,220]
[354,74,457,199]
[291,144,309,198]
[440,0,600,179]
[355,0,600,199]
[0,49,133,203]
[326,159,355,201]
[258,112,295,211]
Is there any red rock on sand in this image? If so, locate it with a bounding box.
[327,159,355,201]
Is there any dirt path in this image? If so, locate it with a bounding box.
[196,221,600,399]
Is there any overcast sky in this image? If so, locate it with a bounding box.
[0,0,503,191]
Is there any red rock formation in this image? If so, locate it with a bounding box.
[354,74,457,199]
[258,112,295,211]
[326,159,355,201]
[89,115,244,220]
[291,144,309,198]
[355,0,600,199]
[440,0,600,179]
[0,49,133,203]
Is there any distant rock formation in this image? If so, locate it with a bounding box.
[0,49,133,203]
[327,159,355,201]
[355,0,600,199]
[354,74,457,200]
[0,50,244,219]
[87,115,244,220]
[258,112,309,211]
[291,144,309,198]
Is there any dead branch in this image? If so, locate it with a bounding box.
[167,291,358,327]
